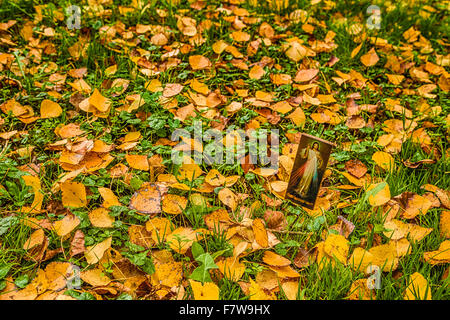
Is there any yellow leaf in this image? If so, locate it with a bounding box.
[270,180,288,194]
[440,210,450,238]
[404,272,432,300]
[386,74,404,85]
[61,181,87,208]
[294,69,318,82]
[89,207,114,228]
[249,65,265,80]
[383,219,432,242]
[399,193,433,219]
[368,242,399,272]
[284,41,307,62]
[125,154,149,171]
[263,251,291,267]
[40,99,62,118]
[167,227,201,254]
[129,185,162,215]
[162,194,188,214]
[372,151,395,171]
[146,217,172,243]
[323,233,349,265]
[85,237,112,265]
[253,218,268,248]
[98,187,120,208]
[177,161,203,181]
[205,169,226,187]
[231,30,250,42]
[145,79,163,92]
[189,55,211,70]
[89,88,111,112]
[216,257,245,281]
[22,175,43,213]
[104,64,117,77]
[189,279,219,300]
[348,279,376,300]
[423,240,450,265]
[218,187,238,211]
[212,40,228,54]
[366,182,390,206]
[281,280,299,300]
[271,101,292,114]
[190,78,209,95]
[80,268,111,287]
[287,107,306,126]
[360,48,379,67]
[348,247,374,272]
[249,278,277,300]
[23,228,45,251]
[53,214,80,237]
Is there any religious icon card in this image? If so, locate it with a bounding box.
[285,133,334,209]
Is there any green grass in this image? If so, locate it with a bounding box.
[0,0,448,300]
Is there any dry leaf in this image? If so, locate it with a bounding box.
[360,48,379,67]
[85,237,112,265]
[129,185,162,215]
[61,181,87,208]
[40,99,62,118]
[404,272,432,300]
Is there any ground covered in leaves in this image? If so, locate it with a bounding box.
[0,0,449,300]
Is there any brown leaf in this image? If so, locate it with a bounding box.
[264,210,287,231]
[345,159,368,178]
[294,69,319,82]
[129,185,162,215]
[294,248,313,268]
[163,83,184,98]
[70,230,85,257]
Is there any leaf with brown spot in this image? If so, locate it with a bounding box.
[129,185,162,215]
[61,181,87,208]
[162,194,188,215]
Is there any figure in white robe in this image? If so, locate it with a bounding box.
[290,142,323,198]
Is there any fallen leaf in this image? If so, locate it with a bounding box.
[252,218,268,248]
[189,55,211,70]
[61,181,87,208]
[366,182,391,207]
[40,99,62,118]
[89,207,114,228]
[85,237,112,265]
[263,251,291,267]
[162,194,188,214]
[360,48,379,67]
[404,272,432,300]
[53,214,80,237]
[129,185,162,215]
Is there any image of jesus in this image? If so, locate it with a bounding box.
[290,142,323,200]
